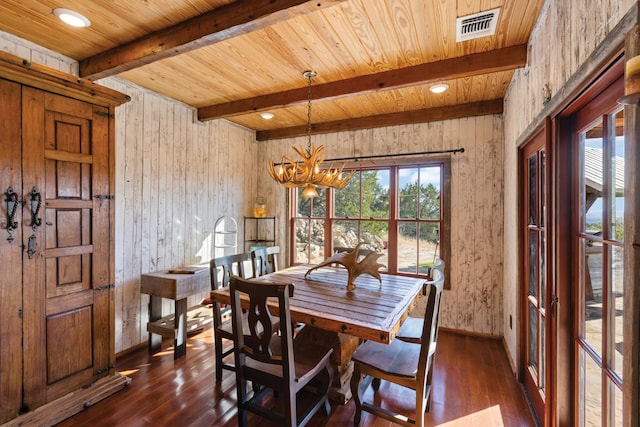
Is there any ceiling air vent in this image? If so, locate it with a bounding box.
[456,8,500,42]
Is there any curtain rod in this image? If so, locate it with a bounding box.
[272,147,464,166]
[324,147,465,163]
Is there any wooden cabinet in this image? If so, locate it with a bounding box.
[0,52,129,425]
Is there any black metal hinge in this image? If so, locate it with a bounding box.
[94,110,115,119]
[94,194,115,200]
[95,284,115,291]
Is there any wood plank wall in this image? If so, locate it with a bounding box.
[258,116,505,336]
[502,0,636,365]
[99,78,257,352]
[0,31,259,353]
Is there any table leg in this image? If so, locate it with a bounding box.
[173,298,188,359]
[148,295,163,353]
[294,326,361,404]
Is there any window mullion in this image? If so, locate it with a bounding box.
[387,166,398,272]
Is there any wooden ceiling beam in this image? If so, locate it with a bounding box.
[256,99,504,141]
[79,0,345,80]
[199,45,525,121]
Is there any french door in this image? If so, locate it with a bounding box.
[571,79,625,427]
[551,58,624,426]
[521,124,551,425]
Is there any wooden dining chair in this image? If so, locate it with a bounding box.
[395,258,445,344]
[209,252,250,381]
[350,269,444,427]
[229,276,334,427]
[251,246,280,277]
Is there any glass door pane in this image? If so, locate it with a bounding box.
[521,136,547,423]
[576,104,624,427]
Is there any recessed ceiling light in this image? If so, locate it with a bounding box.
[260,112,275,120]
[429,83,449,94]
[53,8,91,28]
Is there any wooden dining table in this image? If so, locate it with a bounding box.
[209,264,425,403]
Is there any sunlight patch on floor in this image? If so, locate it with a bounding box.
[436,405,504,426]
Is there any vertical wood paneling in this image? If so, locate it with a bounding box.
[457,117,476,331]
[440,118,458,328]
[491,115,505,333]
[474,117,490,333]
[156,101,170,272]
[122,85,145,350]
[98,82,258,351]
[111,78,128,352]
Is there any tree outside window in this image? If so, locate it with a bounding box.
[291,160,449,281]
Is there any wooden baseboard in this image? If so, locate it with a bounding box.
[438,326,502,340]
[116,341,148,359]
[501,336,518,376]
[1,373,131,427]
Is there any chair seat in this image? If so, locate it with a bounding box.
[246,337,333,387]
[396,317,423,344]
[352,338,421,379]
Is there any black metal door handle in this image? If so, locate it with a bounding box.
[30,187,42,231]
[4,187,18,242]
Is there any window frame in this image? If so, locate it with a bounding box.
[288,157,451,288]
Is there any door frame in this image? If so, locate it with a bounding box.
[518,117,554,426]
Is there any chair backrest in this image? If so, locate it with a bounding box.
[430,258,445,276]
[417,269,445,379]
[210,253,250,330]
[229,276,295,382]
[265,246,280,272]
[210,252,249,291]
[251,246,280,277]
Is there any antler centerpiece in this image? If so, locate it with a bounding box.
[305,243,386,291]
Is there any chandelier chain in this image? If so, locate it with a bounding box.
[306,72,313,153]
[266,70,354,198]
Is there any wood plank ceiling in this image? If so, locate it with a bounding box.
[0,0,544,140]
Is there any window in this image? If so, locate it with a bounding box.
[291,159,450,284]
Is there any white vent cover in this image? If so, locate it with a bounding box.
[456,8,500,42]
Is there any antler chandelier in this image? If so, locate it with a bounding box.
[267,71,354,198]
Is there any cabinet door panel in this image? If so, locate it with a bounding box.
[45,305,94,401]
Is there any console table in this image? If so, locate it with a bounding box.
[140,267,211,359]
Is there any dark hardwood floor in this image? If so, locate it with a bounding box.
[56,326,536,427]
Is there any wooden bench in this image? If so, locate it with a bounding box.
[146,304,212,338]
[141,267,211,359]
